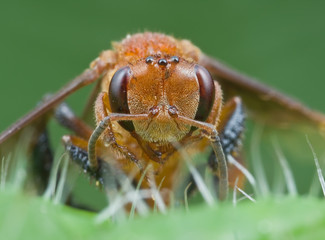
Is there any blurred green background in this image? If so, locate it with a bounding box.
[1,2,325,238]
[1,0,325,198]
[1,0,325,132]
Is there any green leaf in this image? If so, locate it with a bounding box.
[0,190,110,240]
[1,190,325,240]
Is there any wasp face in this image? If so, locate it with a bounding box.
[108,55,216,143]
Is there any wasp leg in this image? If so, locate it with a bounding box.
[54,101,146,185]
[54,103,109,184]
[210,96,246,188]
[218,97,245,156]
[31,129,54,193]
[54,103,112,183]
[175,163,206,202]
[209,134,229,201]
[62,135,100,181]
[176,116,228,200]
[55,102,93,139]
[62,135,114,186]
[89,92,149,171]
[32,100,91,193]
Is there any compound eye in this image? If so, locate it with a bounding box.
[194,65,215,122]
[108,66,134,132]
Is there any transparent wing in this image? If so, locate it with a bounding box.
[0,60,108,146]
[200,54,325,195]
[200,54,325,129]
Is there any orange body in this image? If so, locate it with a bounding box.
[84,33,244,201]
[2,31,325,205]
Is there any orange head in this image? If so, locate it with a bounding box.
[108,54,217,144]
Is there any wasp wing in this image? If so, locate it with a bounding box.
[0,62,109,183]
[0,64,107,146]
[0,62,109,194]
[200,54,325,129]
[200,54,325,193]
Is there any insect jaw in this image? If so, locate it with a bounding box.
[132,105,192,144]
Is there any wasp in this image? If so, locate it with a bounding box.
[1,32,324,203]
